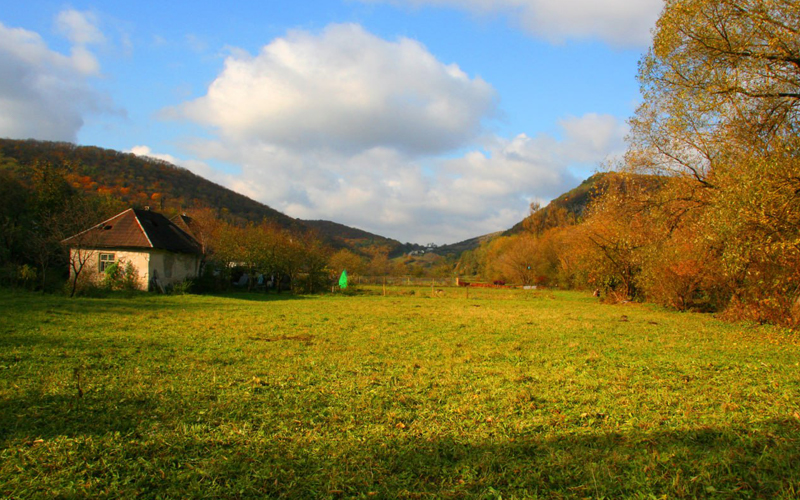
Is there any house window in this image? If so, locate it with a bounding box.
[99,253,116,272]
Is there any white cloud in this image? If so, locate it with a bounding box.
[55,9,105,75]
[0,17,112,141]
[175,112,627,244]
[362,0,662,47]
[168,23,496,155]
[166,24,628,243]
[558,113,629,163]
[56,10,106,46]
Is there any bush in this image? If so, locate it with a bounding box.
[16,264,38,290]
[101,261,140,292]
[65,270,108,297]
[169,279,194,295]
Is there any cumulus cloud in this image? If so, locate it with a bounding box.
[174,113,627,244]
[168,23,496,155]
[55,9,105,75]
[0,13,112,141]
[557,113,629,163]
[166,24,628,243]
[362,0,662,47]
[56,10,106,46]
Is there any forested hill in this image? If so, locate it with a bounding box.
[0,138,297,228]
[0,139,417,254]
[301,219,423,257]
[433,232,501,256]
[504,173,609,236]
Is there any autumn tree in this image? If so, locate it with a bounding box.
[628,0,800,323]
[455,247,483,278]
[0,167,32,283]
[481,235,536,285]
[573,173,665,300]
[630,0,800,182]
[702,154,800,324]
[293,231,331,294]
[366,247,393,280]
[329,249,365,283]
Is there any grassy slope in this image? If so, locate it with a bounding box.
[1,289,799,498]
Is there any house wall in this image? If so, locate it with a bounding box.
[69,248,200,291]
[148,250,201,288]
[69,248,151,290]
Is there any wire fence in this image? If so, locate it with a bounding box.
[350,276,521,288]
[350,275,458,287]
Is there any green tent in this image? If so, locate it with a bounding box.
[339,269,348,289]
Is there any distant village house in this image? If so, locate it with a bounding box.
[63,208,203,291]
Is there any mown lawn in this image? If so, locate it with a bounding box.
[1,287,799,499]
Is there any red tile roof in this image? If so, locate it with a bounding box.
[63,208,202,254]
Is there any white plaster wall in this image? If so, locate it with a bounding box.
[149,251,200,287]
[69,248,151,290]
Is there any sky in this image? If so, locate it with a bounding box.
[0,0,662,244]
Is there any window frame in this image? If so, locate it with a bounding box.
[98,252,116,273]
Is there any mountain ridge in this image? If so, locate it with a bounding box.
[0,138,601,258]
[0,138,420,254]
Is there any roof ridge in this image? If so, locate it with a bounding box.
[132,209,154,248]
[60,208,134,244]
[64,208,202,254]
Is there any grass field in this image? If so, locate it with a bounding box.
[1,286,799,498]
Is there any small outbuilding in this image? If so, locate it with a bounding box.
[63,207,203,291]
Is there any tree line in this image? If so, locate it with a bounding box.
[466,0,800,327]
[0,155,452,294]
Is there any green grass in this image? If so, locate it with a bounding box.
[1,287,799,498]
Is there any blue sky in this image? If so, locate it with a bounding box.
[0,0,662,244]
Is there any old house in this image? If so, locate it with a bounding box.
[63,208,203,291]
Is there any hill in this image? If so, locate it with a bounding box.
[432,232,502,257]
[0,138,299,229]
[0,139,426,255]
[422,174,611,258]
[504,172,609,237]
[301,219,422,257]
[0,139,619,261]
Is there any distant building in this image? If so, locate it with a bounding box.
[63,208,203,291]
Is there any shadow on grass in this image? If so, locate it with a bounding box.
[0,289,311,328]
[2,394,798,498]
[354,422,800,497]
[0,391,160,446]
[204,291,311,302]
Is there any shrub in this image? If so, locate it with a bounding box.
[170,279,194,295]
[65,270,107,297]
[101,261,140,291]
[17,264,38,290]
